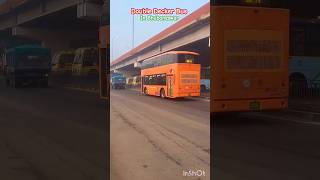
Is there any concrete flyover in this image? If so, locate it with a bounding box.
[110,2,210,77]
[0,0,105,53]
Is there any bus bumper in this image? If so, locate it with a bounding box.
[178,92,201,97]
[211,98,288,113]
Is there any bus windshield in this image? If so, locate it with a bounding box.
[59,53,75,64]
[83,49,98,66]
[17,54,50,67]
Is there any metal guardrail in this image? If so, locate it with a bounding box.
[290,80,320,97]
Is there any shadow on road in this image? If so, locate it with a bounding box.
[211,113,287,127]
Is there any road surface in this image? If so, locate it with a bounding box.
[213,110,320,180]
[111,88,320,180]
[2,78,320,180]
[110,89,210,180]
[0,79,108,180]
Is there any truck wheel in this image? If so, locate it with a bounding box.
[201,85,206,92]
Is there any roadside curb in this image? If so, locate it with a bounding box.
[129,88,140,92]
[64,86,99,94]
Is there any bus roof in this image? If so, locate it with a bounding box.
[139,51,200,62]
[165,51,200,55]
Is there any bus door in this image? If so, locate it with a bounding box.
[167,74,174,97]
[141,76,144,93]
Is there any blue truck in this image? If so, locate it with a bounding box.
[111,74,126,89]
[4,45,51,88]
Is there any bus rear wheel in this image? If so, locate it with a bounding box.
[160,89,165,98]
[144,87,148,95]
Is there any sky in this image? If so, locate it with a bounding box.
[110,0,209,61]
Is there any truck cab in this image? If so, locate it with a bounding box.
[5,45,51,88]
[111,75,126,89]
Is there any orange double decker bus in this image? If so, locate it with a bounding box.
[211,1,289,114]
[141,51,201,98]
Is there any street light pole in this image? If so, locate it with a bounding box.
[132,14,135,49]
[111,37,114,61]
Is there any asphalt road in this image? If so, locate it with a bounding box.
[2,77,320,180]
[213,110,320,180]
[0,79,108,180]
[110,89,210,180]
[111,88,320,180]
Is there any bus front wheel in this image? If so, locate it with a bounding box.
[160,89,165,98]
